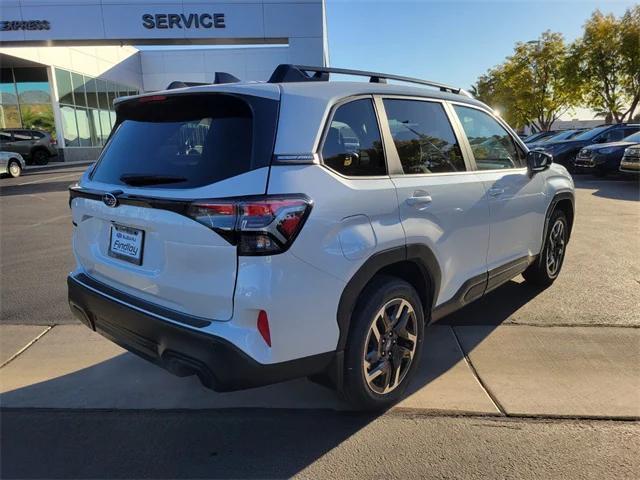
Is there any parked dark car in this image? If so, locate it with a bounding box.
[534,124,640,169]
[523,130,559,144]
[526,128,586,150]
[573,131,640,176]
[0,128,58,165]
[619,145,640,176]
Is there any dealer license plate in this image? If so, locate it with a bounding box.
[108,223,144,265]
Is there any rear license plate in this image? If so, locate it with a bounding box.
[108,224,144,265]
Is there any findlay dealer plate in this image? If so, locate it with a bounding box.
[108,223,144,265]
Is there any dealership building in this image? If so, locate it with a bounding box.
[0,0,328,161]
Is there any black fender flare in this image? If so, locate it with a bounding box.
[543,191,575,247]
[335,244,441,352]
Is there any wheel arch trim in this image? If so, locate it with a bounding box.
[335,244,441,352]
[543,191,575,247]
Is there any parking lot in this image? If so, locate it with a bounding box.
[1,165,639,478]
[1,165,638,328]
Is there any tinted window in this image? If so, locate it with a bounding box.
[383,99,465,174]
[91,94,278,189]
[322,99,386,176]
[454,106,524,169]
[0,131,12,143]
[572,126,609,141]
[13,130,33,141]
[624,131,640,143]
[601,128,626,143]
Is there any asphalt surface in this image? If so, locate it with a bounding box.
[2,409,638,479]
[1,166,638,327]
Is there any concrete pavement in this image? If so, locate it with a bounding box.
[1,323,638,419]
[3,410,638,479]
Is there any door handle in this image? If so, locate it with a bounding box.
[406,191,433,206]
[488,186,505,197]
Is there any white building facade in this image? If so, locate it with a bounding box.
[0,0,327,161]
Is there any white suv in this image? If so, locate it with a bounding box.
[68,65,574,410]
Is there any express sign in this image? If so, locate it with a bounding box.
[1,20,50,31]
[142,13,226,30]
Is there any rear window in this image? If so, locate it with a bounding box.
[91,93,278,188]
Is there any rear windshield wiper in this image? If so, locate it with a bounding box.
[119,174,188,186]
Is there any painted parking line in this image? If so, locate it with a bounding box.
[4,214,70,234]
[17,172,80,186]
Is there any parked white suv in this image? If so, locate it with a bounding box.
[68,65,574,410]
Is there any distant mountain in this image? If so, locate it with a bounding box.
[18,90,51,104]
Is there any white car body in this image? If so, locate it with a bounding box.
[68,67,574,401]
[0,151,25,177]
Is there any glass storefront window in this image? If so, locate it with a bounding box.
[20,104,55,136]
[99,110,111,143]
[61,105,79,146]
[71,72,87,108]
[1,68,18,105]
[0,105,21,129]
[106,82,117,110]
[75,107,92,146]
[52,68,137,147]
[85,79,99,109]
[55,69,74,105]
[97,79,109,111]
[91,109,104,145]
[14,68,51,104]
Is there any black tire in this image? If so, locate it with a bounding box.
[342,275,425,411]
[7,159,22,178]
[32,149,49,165]
[523,209,568,287]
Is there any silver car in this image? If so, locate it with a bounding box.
[0,151,26,178]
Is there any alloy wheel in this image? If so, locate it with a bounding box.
[362,298,418,395]
[9,162,21,177]
[546,219,566,277]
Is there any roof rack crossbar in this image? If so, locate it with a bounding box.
[268,64,468,96]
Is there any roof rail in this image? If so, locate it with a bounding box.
[267,64,471,96]
[166,72,240,90]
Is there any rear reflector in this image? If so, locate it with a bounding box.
[188,195,312,255]
[257,310,271,347]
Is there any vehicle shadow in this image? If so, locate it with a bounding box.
[0,180,76,197]
[0,279,542,479]
[573,176,639,202]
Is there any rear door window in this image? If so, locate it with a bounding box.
[13,130,33,141]
[91,94,278,188]
[0,131,12,144]
[321,98,386,176]
[383,99,466,174]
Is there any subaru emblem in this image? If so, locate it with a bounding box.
[103,193,118,208]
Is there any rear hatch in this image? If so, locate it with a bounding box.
[70,88,280,321]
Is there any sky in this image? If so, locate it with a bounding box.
[325,0,636,90]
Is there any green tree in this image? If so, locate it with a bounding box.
[472,31,581,131]
[570,8,640,123]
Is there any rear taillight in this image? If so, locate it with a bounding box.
[187,195,312,255]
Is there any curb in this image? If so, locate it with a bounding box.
[25,161,93,173]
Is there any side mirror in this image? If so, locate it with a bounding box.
[527,150,552,173]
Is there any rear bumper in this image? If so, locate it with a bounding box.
[67,274,335,392]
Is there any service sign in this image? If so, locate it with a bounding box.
[142,13,226,30]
